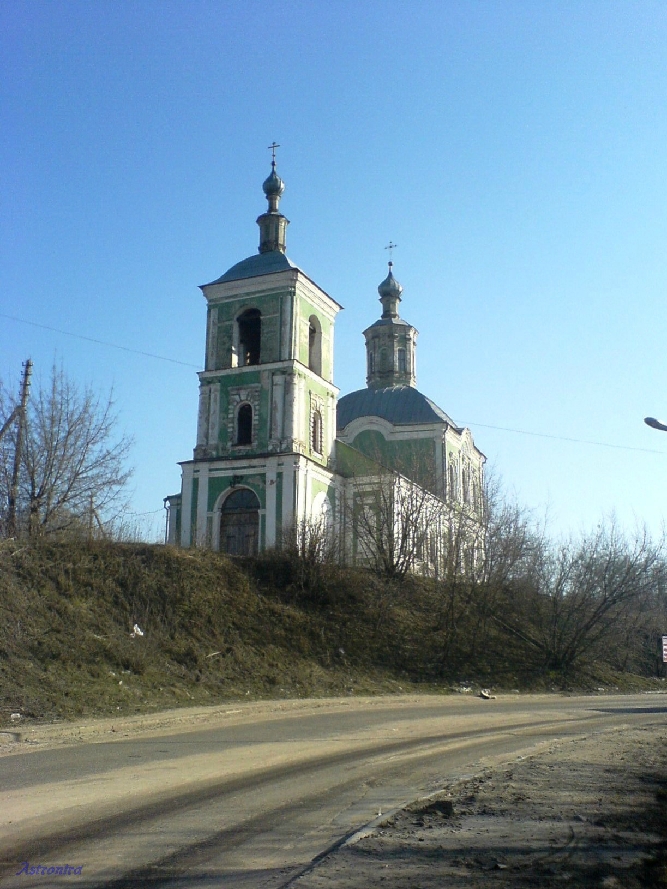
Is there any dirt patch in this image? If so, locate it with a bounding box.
[294,725,667,888]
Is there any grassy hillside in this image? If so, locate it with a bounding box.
[0,540,424,724]
[0,540,662,725]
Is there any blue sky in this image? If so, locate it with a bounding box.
[2,0,667,540]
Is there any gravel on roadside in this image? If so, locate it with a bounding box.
[294,723,667,888]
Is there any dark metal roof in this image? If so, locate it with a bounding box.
[363,316,414,332]
[204,250,300,285]
[337,386,458,430]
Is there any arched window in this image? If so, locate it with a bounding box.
[311,409,323,454]
[368,351,375,373]
[380,348,388,372]
[397,348,407,374]
[472,475,479,510]
[237,309,261,366]
[236,403,253,445]
[462,463,470,504]
[220,488,260,556]
[308,315,322,376]
[449,461,458,500]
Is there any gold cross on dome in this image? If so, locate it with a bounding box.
[268,142,280,163]
[385,241,398,265]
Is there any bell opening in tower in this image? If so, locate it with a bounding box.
[238,309,261,366]
[308,316,322,376]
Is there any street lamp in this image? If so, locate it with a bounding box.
[645,417,667,432]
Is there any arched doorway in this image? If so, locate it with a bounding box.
[220,488,260,556]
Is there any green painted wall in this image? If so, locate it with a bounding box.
[296,295,334,381]
[209,367,270,452]
[350,430,435,486]
[206,474,266,513]
[212,290,286,369]
[335,440,384,478]
[209,287,335,377]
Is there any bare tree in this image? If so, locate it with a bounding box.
[337,439,489,582]
[538,522,666,674]
[486,518,667,676]
[350,466,445,580]
[432,476,539,675]
[279,514,339,599]
[0,364,133,538]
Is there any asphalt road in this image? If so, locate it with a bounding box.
[0,693,664,888]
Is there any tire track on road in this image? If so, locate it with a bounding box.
[1,710,638,889]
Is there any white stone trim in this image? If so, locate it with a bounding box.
[196,385,211,448]
[303,460,311,522]
[265,458,278,547]
[226,385,261,448]
[280,290,292,361]
[282,460,295,529]
[434,435,444,492]
[202,269,343,313]
[197,359,340,393]
[270,373,285,444]
[206,307,218,370]
[180,463,194,547]
[326,391,336,453]
[309,392,325,455]
[195,463,209,547]
[338,415,443,443]
[208,382,220,446]
[295,456,307,524]
[295,376,305,448]
[295,275,343,318]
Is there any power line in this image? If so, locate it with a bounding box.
[5,312,663,457]
[1,313,200,369]
[464,421,667,455]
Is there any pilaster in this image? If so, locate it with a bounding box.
[195,463,209,547]
[180,463,194,547]
[265,458,278,546]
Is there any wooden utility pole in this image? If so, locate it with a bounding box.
[6,359,32,538]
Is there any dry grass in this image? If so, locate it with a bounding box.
[0,540,663,726]
[0,540,419,724]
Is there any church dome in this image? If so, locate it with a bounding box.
[378,266,403,299]
[262,166,285,198]
[337,385,457,431]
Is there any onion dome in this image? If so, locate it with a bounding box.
[262,162,285,199]
[377,261,403,320]
[257,158,289,253]
[378,263,403,299]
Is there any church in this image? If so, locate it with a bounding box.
[164,157,485,575]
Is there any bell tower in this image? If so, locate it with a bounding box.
[363,260,418,389]
[196,154,341,461]
[172,150,342,553]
